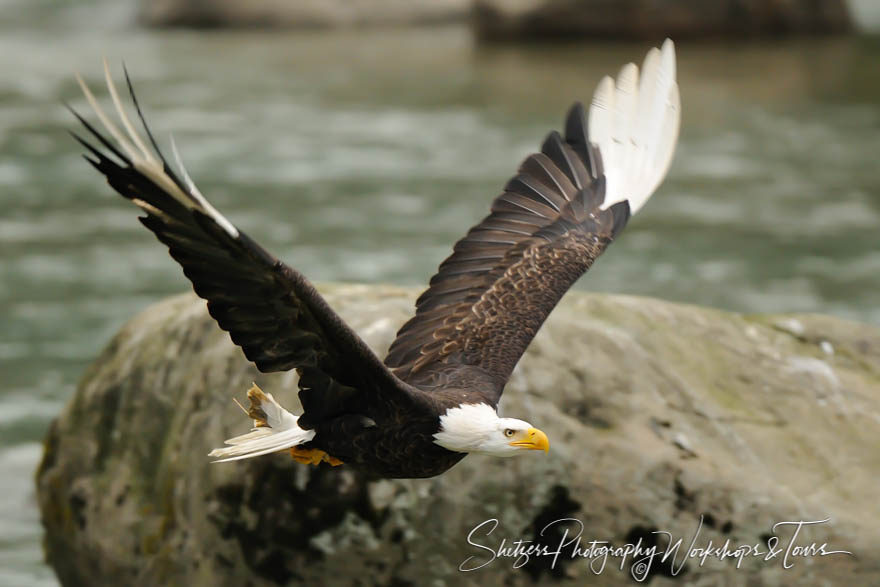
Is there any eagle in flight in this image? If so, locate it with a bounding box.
[69,40,679,479]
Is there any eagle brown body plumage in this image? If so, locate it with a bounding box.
[69,41,679,478]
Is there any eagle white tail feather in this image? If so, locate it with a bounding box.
[590,38,680,215]
[208,384,316,463]
[209,426,315,463]
[76,61,240,238]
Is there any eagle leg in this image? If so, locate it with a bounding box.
[289,446,343,467]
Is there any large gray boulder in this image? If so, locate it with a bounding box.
[474,0,852,39]
[37,285,878,585]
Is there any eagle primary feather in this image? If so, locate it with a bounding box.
[70,41,680,479]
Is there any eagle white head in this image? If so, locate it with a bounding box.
[432,403,550,456]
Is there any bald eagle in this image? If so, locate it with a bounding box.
[69,40,679,479]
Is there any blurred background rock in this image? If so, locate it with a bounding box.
[138,0,878,36]
[1,0,878,585]
[473,0,852,40]
[141,0,472,28]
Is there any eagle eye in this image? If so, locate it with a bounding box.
[504,428,515,437]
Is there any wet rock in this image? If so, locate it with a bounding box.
[37,285,879,585]
[474,0,852,40]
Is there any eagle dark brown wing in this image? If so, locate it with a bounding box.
[70,64,405,427]
[384,106,629,396]
[385,40,680,401]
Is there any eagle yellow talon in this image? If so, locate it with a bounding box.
[324,455,344,467]
[289,447,343,467]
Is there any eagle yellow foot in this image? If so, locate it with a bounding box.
[289,447,343,467]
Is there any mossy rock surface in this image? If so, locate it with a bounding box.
[37,285,879,585]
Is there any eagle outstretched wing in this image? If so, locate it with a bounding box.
[384,40,680,401]
[69,62,405,428]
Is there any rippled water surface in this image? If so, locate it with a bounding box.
[2,0,879,583]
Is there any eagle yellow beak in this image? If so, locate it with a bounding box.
[510,427,550,452]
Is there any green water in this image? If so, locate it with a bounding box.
[2,1,879,583]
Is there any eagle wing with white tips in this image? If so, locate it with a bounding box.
[385,40,680,399]
[69,62,409,429]
[591,39,680,213]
